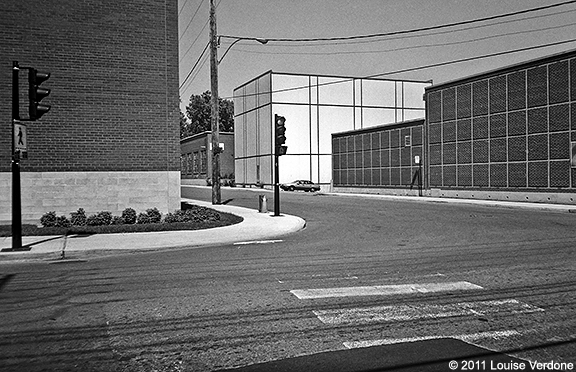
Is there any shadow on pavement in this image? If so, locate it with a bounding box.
[215,338,568,372]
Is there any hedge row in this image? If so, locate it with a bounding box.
[40,206,220,228]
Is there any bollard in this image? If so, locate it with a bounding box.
[258,194,267,213]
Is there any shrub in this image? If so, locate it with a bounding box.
[111,216,124,225]
[86,211,113,226]
[70,208,87,226]
[86,214,101,226]
[40,211,58,227]
[122,208,137,224]
[146,208,162,223]
[56,215,71,228]
[136,212,151,224]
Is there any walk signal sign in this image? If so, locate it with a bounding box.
[28,68,51,120]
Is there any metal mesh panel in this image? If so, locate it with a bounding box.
[390,148,400,166]
[528,161,548,187]
[401,147,411,166]
[490,163,507,187]
[549,104,570,132]
[571,58,576,101]
[489,114,507,138]
[457,84,472,119]
[363,150,371,168]
[442,87,456,121]
[443,143,456,164]
[508,110,527,136]
[429,123,442,144]
[507,71,526,111]
[527,66,547,108]
[443,165,456,186]
[371,132,381,150]
[401,167,412,185]
[528,134,548,161]
[549,132,569,160]
[429,144,442,165]
[371,169,381,186]
[381,131,390,149]
[473,116,489,139]
[381,149,390,167]
[473,80,489,116]
[355,150,363,168]
[457,141,472,164]
[490,75,507,114]
[549,60,569,104]
[412,126,423,145]
[381,167,390,185]
[473,140,489,163]
[428,91,442,123]
[443,121,456,142]
[457,164,472,186]
[550,160,570,187]
[457,119,472,141]
[508,162,526,187]
[473,164,489,186]
[362,133,371,150]
[508,136,527,162]
[390,167,400,185]
[430,166,442,186]
[390,130,400,148]
[528,107,548,134]
[372,149,381,167]
[490,138,507,162]
[363,169,371,185]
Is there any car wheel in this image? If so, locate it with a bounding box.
[289,186,295,191]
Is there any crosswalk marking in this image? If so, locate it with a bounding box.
[313,299,544,325]
[290,281,483,299]
[343,330,522,349]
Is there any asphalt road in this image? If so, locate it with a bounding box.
[1,186,575,371]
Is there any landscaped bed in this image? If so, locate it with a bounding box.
[0,203,243,237]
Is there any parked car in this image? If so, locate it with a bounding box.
[280,180,320,192]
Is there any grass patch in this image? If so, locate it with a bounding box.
[0,204,243,237]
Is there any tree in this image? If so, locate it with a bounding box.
[182,91,234,138]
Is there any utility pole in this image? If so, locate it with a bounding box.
[209,0,221,204]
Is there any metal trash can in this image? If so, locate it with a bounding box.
[258,195,267,213]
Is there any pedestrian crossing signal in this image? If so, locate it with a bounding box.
[28,68,51,120]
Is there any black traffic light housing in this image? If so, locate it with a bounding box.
[275,114,287,156]
[28,68,51,120]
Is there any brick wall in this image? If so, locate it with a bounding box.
[0,0,180,173]
[0,0,180,221]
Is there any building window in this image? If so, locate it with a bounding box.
[201,150,207,174]
[193,152,199,174]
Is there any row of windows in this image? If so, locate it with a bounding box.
[428,58,576,123]
[334,167,421,187]
[181,150,207,175]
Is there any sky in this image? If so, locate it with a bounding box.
[178,0,576,113]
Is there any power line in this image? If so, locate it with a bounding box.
[220,0,576,43]
[231,22,576,56]
[179,0,206,41]
[224,39,576,100]
[180,41,209,90]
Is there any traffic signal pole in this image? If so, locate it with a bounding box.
[274,150,280,216]
[12,61,22,250]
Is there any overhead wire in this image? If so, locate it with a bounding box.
[179,0,206,41]
[223,38,576,100]
[219,0,576,43]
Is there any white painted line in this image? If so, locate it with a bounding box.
[290,281,483,299]
[343,330,522,349]
[313,299,544,325]
[234,239,283,245]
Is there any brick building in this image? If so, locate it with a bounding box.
[181,132,235,181]
[0,0,180,222]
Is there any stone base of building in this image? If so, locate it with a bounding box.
[0,171,181,224]
[331,186,576,205]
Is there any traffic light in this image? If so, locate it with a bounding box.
[275,114,287,154]
[28,68,51,120]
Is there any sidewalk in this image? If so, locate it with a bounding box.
[0,199,306,262]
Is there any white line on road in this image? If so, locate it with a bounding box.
[290,281,483,299]
[234,239,284,245]
[343,330,522,349]
[313,299,544,325]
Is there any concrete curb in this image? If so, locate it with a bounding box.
[321,192,576,212]
[0,199,306,262]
